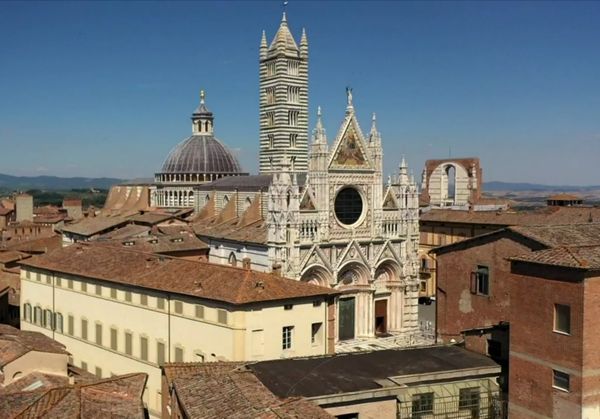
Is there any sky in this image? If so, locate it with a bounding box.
[1,1,599,185]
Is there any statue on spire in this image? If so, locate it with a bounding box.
[346,86,353,107]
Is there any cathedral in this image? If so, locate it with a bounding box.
[151,13,421,342]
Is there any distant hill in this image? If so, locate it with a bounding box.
[484,181,600,192]
[0,173,125,191]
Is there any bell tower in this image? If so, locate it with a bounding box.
[259,13,308,173]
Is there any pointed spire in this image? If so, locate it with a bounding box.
[345,87,354,114]
[260,30,267,47]
[369,112,381,144]
[300,27,308,58]
[312,106,326,144]
[301,28,307,45]
[200,89,205,104]
[400,155,407,169]
[282,11,287,24]
[396,155,409,185]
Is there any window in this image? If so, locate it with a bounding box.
[110,288,117,299]
[311,322,323,345]
[174,346,184,362]
[95,323,103,345]
[266,86,276,104]
[287,86,300,103]
[125,331,133,355]
[26,270,31,280]
[554,304,571,334]
[140,336,148,361]
[195,305,204,319]
[553,370,570,391]
[266,61,276,76]
[23,303,31,322]
[174,301,183,314]
[140,294,148,306]
[81,282,87,292]
[125,291,132,302]
[335,187,363,226]
[288,60,299,75]
[157,298,165,310]
[95,367,102,378]
[55,313,63,333]
[81,361,88,372]
[459,387,480,411]
[67,279,73,289]
[268,133,274,149]
[45,275,51,284]
[217,309,228,324]
[157,341,166,366]
[68,315,74,335]
[266,111,275,126]
[313,300,322,307]
[284,304,293,311]
[43,309,53,329]
[471,265,489,296]
[288,110,299,126]
[81,319,88,340]
[228,252,237,267]
[412,392,434,417]
[110,328,118,350]
[95,284,102,296]
[56,277,62,287]
[36,272,41,282]
[289,133,297,148]
[34,306,42,326]
[282,326,294,350]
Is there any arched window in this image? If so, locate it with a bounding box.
[244,197,252,211]
[228,252,237,267]
[44,309,53,329]
[223,195,229,205]
[55,312,64,333]
[33,306,42,326]
[24,303,32,322]
[445,165,456,202]
[286,191,291,208]
[205,194,210,202]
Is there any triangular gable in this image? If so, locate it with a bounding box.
[374,240,400,265]
[300,245,332,271]
[328,115,373,170]
[300,187,317,211]
[337,240,370,268]
[382,188,399,210]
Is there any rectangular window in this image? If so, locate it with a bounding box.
[282,326,294,350]
[459,387,480,411]
[157,341,166,366]
[36,272,41,282]
[125,291,132,302]
[111,288,117,299]
[412,392,434,417]
[81,282,87,292]
[68,315,74,335]
[174,346,184,362]
[95,323,102,346]
[266,86,276,105]
[289,133,297,148]
[288,110,299,126]
[288,60,299,75]
[195,305,204,319]
[95,284,102,295]
[311,322,323,345]
[287,86,300,103]
[174,301,183,314]
[140,294,148,306]
[45,275,51,284]
[26,270,31,280]
[95,367,102,378]
[471,265,489,296]
[67,279,73,289]
[217,309,228,324]
[268,133,275,149]
[157,298,165,310]
[56,277,62,287]
[554,304,571,334]
[125,331,133,355]
[110,328,118,351]
[81,319,88,340]
[553,370,570,391]
[81,361,88,371]
[266,111,275,127]
[140,336,148,361]
[266,61,276,76]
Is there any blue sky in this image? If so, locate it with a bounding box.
[1,1,599,185]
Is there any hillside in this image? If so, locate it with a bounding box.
[0,173,124,191]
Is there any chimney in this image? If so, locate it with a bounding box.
[242,257,251,270]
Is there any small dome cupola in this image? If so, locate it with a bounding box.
[191,90,214,135]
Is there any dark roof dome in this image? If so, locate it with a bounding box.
[159,91,245,175]
[161,135,243,174]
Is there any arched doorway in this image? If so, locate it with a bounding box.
[300,265,331,288]
[336,262,370,340]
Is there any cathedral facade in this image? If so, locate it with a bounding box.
[190,14,421,342]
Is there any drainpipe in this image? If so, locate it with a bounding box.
[167,293,171,362]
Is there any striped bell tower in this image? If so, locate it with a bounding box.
[259,12,308,174]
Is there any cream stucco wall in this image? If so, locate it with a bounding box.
[2,351,69,387]
[325,398,397,419]
[20,267,330,418]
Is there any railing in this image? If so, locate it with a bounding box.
[398,393,508,419]
[299,217,319,241]
[382,218,407,238]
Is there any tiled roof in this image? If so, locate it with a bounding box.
[95,224,150,241]
[128,212,174,226]
[61,216,130,237]
[194,175,273,192]
[1,373,147,419]
[163,363,331,419]
[421,206,600,226]
[20,245,338,305]
[510,245,600,270]
[97,233,208,254]
[508,224,600,248]
[0,251,31,265]
[194,218,268,245]
[0,325,69,368]
[0,235,62,254]
[0,207,14,216]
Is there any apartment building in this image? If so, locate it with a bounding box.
[19,243,338,417]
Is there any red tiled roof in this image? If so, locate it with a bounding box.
[0,325,69,368]
[61,216,130,237]
[1,235,62,254]
[97,233,208,254]
[20,244,338,305]
[163,363,331,418]
[510,245,600,270]
[0,251,31,265]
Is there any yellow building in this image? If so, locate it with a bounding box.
[19,243,337,417]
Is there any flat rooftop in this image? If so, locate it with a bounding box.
[249,345,499,398]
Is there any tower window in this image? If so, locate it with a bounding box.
[268,134,275,149]
[266,61,276,76]
[267,112,275,127]
[287,86,300,103]
[288,110,299,126]
[289,133,297,148]
[288,60,299,75]
[266,87,276,105]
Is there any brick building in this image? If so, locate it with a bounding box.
[432,223,600,418]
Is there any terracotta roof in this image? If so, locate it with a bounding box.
[1,235,62,254]
[0,207,14,216]
[97,233,208,254]
[20,245,338,305]
[163,363,331,419]
[128,212,174,226]
[95,224,150,241]
[1,373,147,419]
[194,218,268,245]
[510,245,600,270]
[34,206,64,216]
[62,199,82,206]
[0,251,31,265]
[0,325,69,368]
[33,215,67,224]
[61,216,130,237]
[421,206,600,226]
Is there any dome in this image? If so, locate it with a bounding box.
[160,135,243,174]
